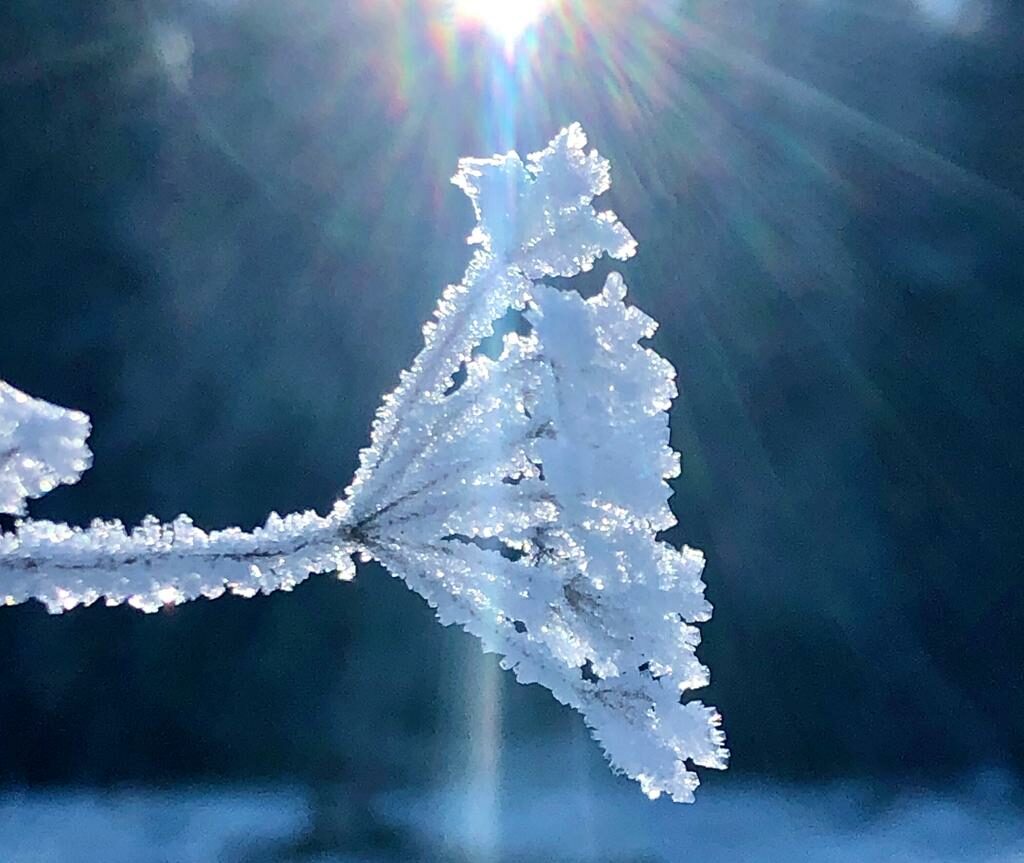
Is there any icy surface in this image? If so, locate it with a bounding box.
[0,381,91,516]
[0,124,723,801]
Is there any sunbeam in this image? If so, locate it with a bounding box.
[450,0,553,48]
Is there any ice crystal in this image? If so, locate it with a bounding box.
[0,381,92,516]
[0,124,727,801]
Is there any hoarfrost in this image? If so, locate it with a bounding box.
[0,124,727,801]
[0,381,92,517]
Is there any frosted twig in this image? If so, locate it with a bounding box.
[0,124,727,802]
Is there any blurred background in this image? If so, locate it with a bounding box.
[1,1,1022,860]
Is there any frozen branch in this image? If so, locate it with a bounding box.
[0,124,727,802]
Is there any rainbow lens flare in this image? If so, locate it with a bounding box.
[450,0,552,46]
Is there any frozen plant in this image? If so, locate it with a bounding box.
[0,125,728,802]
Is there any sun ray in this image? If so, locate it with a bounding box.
[450,0,552,48]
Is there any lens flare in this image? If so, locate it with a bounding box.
[451,0,551,45]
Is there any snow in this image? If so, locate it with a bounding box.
[390,768,1024,863]
[0,788,306,863]
[0,771,1020,863]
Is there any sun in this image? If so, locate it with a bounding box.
[450,0,552,45]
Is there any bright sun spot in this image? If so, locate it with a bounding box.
[451,0,550,45]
